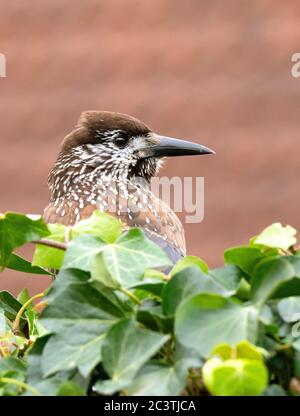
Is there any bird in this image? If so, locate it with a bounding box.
[43,111,214,264]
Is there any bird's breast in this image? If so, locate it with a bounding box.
[44,179,186,264]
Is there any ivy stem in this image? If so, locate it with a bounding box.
[13,292,45,335]
[0,377,41,396]
[119,288,141,305]
[31,239,67,251]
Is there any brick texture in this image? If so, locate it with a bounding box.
[1,0,300,294]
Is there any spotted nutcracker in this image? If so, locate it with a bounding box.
[43,111,214,263]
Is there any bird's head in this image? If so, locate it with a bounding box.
[49,111,214,196]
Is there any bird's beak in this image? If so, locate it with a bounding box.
[146,135,215,158]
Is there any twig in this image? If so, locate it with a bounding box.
[31,239,67,251]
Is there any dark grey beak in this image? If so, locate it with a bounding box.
[149,135,215,158]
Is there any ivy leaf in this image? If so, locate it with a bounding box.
[97,229,170,288]
[93,318,169,394]
[251,257,299,306]
[32,223,66,270]
[0,291,23,322]
[32,212,123,270]
[56,380,85,396]
[123,360,191,396]
[72,211,122,243]
[0,213,49,270]
[137,302,173,333]
[7,253,50,275]
[253,223,297,251]
[40,269,124,377]
[45,270,124,322]
[277,296,300,323]
[212,340,266,361]
[224,246,263,276]
[261,384,286,396]
[0,357,26,374]
[209,265,244,293]
[0,357,26,396]
[25,309,39,337]
[175,294,258,357]
[62,234,106,272]
[162,267,234,316]
[42,324,106,378]
[202,357,268,396]
[130,278,166,298]
[17,288,31,305]
[170,256,209,276]
[65,229,170,288]
[26,336,76,396]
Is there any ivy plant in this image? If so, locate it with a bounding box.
[0,212,300,396]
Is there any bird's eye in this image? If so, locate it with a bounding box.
[114,134,129,148]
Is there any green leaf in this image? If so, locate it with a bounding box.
[62,234,107,272]
[123,361,190,396]
[7,253,50,275]
[277,296,300,323]
[202,357,268,396]
[0,356,26,374]
[162,267,234,316]
[212,340,265,361]
[170,256,209,276]
[26,336,74,396]
[0,291,23,322]
[40,269,124,377]
[224,246,262,276]
[17,288,30,305]
[211,343,232,360]
[32,223,66,269]
[32,212,123,270]
[72,211,122,243]
[251,258,298,306]
[25,309,39,337]
[175,294,258,357]
[261,384,286,396]
[131,279,165,297]
[42,270,125,329]
[209,265,244,292]
[93,318,169,394]
[0,212,49,269]
[42,325,106,378]
[137,302,173,333]
[0,357,26,396]
[253,223,297,250]
[91,252,117,288]
[91,229,171,288]
[56,380,85,396]
[235,340,266,361]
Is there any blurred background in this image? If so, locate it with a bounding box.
[1,0,300,295]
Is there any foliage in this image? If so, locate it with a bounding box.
[0,214,300,396]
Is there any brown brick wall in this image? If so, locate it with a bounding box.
[1,0,300,294]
